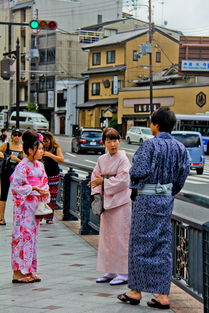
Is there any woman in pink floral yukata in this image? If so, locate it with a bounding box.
[10,130,50,284]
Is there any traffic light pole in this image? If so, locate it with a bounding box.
[16,38,20,129]
[148,0,153,116]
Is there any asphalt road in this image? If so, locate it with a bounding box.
[56,136,209,197]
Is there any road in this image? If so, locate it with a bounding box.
[56,135,209,197]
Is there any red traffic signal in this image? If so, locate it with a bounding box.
[29,20,57,30]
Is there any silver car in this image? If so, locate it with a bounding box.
[126,126,153,144]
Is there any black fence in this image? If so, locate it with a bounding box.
[56,161,209,312]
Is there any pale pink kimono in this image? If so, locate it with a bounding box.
[10,158,50,274]
[91,150,132,274]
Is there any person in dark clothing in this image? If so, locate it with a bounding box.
[42,132,64,224]
[0,128,23,225]
[0,128,7,143]
[117,108,190,309]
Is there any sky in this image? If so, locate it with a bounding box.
[124,0,209,36]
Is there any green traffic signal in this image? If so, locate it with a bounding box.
[29,20,57,30]
[29,20,39,29]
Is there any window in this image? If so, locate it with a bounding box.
[156,51,161,63]
[47,48,55,63]
[112,79,122,94]
[92,52,101,66]
[92,82,100,96]
[133,50,138,61]
[39,48,55,64]
[106,50,115,64]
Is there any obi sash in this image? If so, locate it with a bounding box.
[27,176,42,186]
[137,183,173,196]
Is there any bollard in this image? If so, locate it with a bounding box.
[63,167,79,221]
[203,222,209,313]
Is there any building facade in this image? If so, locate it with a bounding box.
[78,26,180,128]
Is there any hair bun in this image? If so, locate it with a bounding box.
[22,130,39,143]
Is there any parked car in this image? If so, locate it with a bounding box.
[9,111,49,132]
[171,131,205,175]
[71,127,105,154]
[126,126,153,144]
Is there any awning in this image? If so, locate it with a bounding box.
[82,65,126,75]
[55,110,66,114]
[123,114,150,119]
[77,98,118,108]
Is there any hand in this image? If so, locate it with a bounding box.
[32,186,49,197]
[10,154,19,162]
[88,176,103,188]
[43,151,51,157]
[0,152,4,158]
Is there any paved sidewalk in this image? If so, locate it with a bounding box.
[0,194,203,313]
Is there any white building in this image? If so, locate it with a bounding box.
[55,79,84,136]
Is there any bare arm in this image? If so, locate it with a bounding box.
[44,147,64,163]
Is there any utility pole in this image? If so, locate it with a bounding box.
[148,0,153,115]
[16,38,20,129]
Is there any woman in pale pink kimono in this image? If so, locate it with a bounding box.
[10,130,50,283]
[89,128,132,286]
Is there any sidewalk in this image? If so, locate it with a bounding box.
[0,194,203,313]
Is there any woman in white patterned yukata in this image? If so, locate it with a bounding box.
[118,108,190,309]
[10,130,50,283]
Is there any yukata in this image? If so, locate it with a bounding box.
[10,158,50,275]
[91,150,132,274]
[129,132,190,294]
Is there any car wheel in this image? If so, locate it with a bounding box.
[74,145,80,154]
[139,138,143,145]
[196,168,204,175]
[127,137,131,144]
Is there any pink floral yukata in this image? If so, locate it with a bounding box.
[10,158,50,275]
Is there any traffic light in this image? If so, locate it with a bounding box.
[0,57,15,80]
[29,20,57,30]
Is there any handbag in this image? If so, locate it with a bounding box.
[35,201,53,217]
[91,194,104,216]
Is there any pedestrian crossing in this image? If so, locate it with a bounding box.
[61,155,209,185]
[185,160,209,185]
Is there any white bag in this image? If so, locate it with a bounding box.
[35,202,52,216]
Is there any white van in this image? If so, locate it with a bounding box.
[9,111,49,132]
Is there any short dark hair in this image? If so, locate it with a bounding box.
[22,130,40,156]
[151,108,176,133]
[1,128,6,133]
[102,128,120,143]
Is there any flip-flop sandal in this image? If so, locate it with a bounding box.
[12,276,36,284]
[117,293,140,305]
[147,298,170,309]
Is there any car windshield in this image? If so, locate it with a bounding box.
[33,117,48,123]
[172,133,201,148]
[82,131,102,138]
[141,129,152,135]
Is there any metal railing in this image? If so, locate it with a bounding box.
[56,161,209,312]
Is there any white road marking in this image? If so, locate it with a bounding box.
[85,159,97,164]
[187,176,209,182]
[185,180,208,185]
[65,152,76,157]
